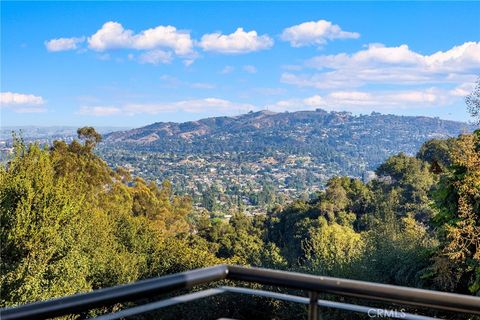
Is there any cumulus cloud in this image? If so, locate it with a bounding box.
[284,42,480,89]
[265,87,465,113]
[199,28,274,54]
[77,106,122,116]
[88,21,194,55]
[45,37,85,52]
[88,22,133,51]
[308,42,480,71]
[47,22,274,64]
[0,92,46,113]
[281,20,359,47]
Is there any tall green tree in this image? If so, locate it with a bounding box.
[0,142,91,305]
[0,129,220,307]
[432,131,480,294]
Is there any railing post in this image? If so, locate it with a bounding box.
[308,291,318,320]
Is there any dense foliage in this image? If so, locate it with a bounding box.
[0,130,221,308]
[1,127,479,319]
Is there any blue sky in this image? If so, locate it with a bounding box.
[1,1,479,127]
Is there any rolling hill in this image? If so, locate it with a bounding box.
[104,109,475,170]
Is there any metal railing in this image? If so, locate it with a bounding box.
[1,264,479,320]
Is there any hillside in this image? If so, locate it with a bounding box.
[99,109,477,214]
[104,109,474,167]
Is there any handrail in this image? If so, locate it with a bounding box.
[1,264,479,320]
[90,286,439,320]
[221,286,438,320]
[227,265,480,314]
[0,265,228,320]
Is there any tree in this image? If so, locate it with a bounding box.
[0,134,220,308]
[302,218,365,278]
[466,78,480,125]
[375,153,436,223]
[77,126,102,148]
[432,132,480,294]
[361,216,437,288]
[0,143,91,305]
[417,138,458,172]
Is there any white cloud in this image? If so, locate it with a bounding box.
[48,22,273,64]
[88,22,132,51]
[199,28,274,54]
[0,92,44,105]
[308,42,480,71]
[138,50,173,65]
[124,98,254,114]
[87,21,194,55]
[0,92,46,113]
[133,25,193,55]
[243,65,257,74]
[325,89,443,108]
[281,20,359,47]
[265,87,462,113]
[284,42,480,89]
[78,98,255,116]
[45,37,85,52]
[78,106,122,116]
[449,82,476,97]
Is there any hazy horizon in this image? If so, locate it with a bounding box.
[1,107,478,131]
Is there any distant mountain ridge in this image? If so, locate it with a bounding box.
[103,109,476,175]
[106,110,287,142]
[105,108,473,143]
